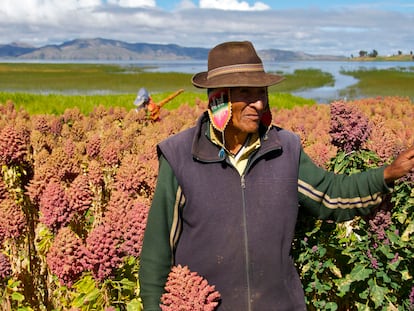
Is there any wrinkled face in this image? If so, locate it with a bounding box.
[228,87,268,135]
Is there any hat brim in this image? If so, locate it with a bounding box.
[192,71,285,88]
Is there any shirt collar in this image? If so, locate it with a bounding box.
[209,123,261,160]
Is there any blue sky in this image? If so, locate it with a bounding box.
[159,0,413,11]
[1,0,413,56]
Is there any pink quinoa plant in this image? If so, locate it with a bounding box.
[0,178,7,200]
[114,153,157,197]
[86,134,101,158]
[365,198,393,242]
[0,100,19,120]
[118,200,148,258]
[103,190,149,257]
[366,249,379,270]
[49,116,63,136]
[84,190,148,280]
[160,265,221,311]
[31,146,80,183]
[0,197,27,240]
[366,115,404,164]
[101,141,121,166]
[0,252,11,280]
[329,100,371,153]
[39,180,71,232]
[63,138,77,159]
[0,125,29,165]
[67,174,93,216]
[26,163,57,205]
[85,223,123,281]
[46,227,88,287]
[62,107,84,125]
[105,190,136,220]
[89,105,109,119]
[87,159,104,187]
[32,115,51,133]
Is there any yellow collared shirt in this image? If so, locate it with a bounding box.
[210,125,261,175]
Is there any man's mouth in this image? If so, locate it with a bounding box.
[245,114,260,121]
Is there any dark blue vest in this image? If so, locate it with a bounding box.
[158,114,306,311]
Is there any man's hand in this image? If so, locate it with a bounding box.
[384,145,414,184]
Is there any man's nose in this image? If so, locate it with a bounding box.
[250,99,265,110]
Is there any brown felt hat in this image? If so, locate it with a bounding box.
[192,41,285,88]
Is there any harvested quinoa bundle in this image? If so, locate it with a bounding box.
[160,265,221,311]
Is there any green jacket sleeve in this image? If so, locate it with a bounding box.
[298,149,391,222]
[139,155,180,311]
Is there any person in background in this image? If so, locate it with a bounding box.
[139,41,414,311]
[134,87,184,121]
[134,87,161,121]
[134,87,153,111]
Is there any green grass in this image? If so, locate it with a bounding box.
[270,68,334,93]
[0,91,314,115]
[0,63,326,114]
[3,62,413,115]
[339,67,414,99]
[0,63,193,94]
[350,54,414,61]
[0,91,198,115]
[0,63,332,95]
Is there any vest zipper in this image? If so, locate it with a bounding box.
[241,174,246,189]
[240,173,252,311]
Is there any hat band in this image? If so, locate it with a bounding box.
[207,63,264,80]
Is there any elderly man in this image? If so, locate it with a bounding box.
[139,41,414,311]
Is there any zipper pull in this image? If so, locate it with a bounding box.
[218,147,226,160]
[241,174,246,189]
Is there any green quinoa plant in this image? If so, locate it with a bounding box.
[292,100,414,310]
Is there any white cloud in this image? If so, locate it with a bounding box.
[1,0,101,22]
[1,0,155,21]
[107,0,156,8]
[0,0,413,57]
[199,0,270,11]
[176,0,197,10]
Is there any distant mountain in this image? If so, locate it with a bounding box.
[258,49,345,61]
[0,42,36,57]
[0,38,346,61]
[0,38,209,61]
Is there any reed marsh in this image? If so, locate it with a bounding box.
[339,67,414,99]
[0,63,192,93]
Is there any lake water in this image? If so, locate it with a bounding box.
[275,61,414,102]
[128,59,414,103]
